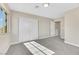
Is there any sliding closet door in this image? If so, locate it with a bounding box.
[19,16,38,42]
[38,19,50,39]
[50,21,55,37]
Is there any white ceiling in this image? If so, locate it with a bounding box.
[8,3,79,19]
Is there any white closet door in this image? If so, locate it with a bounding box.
[19,16,38,42]
[38,19,50,39]
[50,21,55,37]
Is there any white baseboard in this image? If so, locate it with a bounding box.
[64,41,79,47]
[10,39,38,45]
[4,45,10,54]
[39,35,56,39]
[10,42,20,45]
[50,35,56,37]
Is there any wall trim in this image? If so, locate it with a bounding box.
[4,44,10,54]
[64,41,79,47]
[38,35,56,39]
[11,36,56,45]
[10,39,38,45]
[10,42,20,45]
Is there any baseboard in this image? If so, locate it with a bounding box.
[38,35,56,39]
[4,44,10,54]
[10,39,38,45]
[64,41,79,47]
[10,42,20,45]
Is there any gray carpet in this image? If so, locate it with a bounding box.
[6,43,32,55]
[6,36,79,55]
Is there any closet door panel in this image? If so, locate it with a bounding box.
[19,16,38,42]
[38,19,50,39]
[50,21,55,37]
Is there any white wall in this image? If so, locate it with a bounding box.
[0,34,10,54]
[54,17,64,39]
[11,14,19,43]
[0,5,11,54]
[11,11,38,44]
[38,18,55,39]
[11,11,55,44]
[65,7,79,47]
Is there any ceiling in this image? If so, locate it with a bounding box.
[8,3,79,19]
